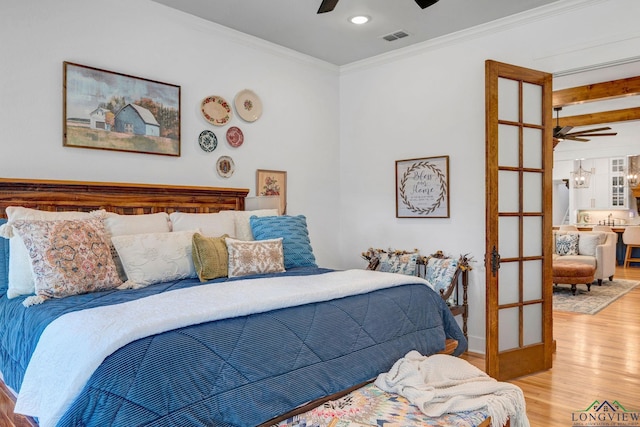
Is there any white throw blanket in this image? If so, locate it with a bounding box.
[15,269,432,427]
[374,351,530,427]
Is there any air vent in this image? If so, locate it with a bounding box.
[382,30,410,42]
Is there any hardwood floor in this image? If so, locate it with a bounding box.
[2,267,639,426]
[462,266,640,427]
[0,381,35,427]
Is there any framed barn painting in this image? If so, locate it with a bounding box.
[396,156,450,218]
[256,169,287,215]
[63,62,181,156]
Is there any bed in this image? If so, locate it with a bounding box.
[0,178,468,427]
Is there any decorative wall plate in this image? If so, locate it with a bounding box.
[216,156,235,178]
[234,89,262,122]
[226,126,244,147]
[198,130,217,152]
[201,96,232,126]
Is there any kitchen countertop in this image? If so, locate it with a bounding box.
[553,225,634,232]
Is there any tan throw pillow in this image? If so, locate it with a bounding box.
[11,219,122,303]
[225,237,285,278]
[192,233,229,282]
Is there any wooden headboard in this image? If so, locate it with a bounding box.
[0,178,249,219]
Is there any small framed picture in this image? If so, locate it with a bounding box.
[396,156,449,218]
[256,169,287,215]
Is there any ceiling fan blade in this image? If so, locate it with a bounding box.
[571,132,618,137]
[415,0,440,8]
[317,0,339,13]
[564,136,590,142]
[553,126,573,137]
[565,127,612,136]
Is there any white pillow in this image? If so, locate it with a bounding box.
[221,209,278,241]
[103,212,171,236]
[111,230,197,288]
[578,232,605,256]
[169,211,235,237]
[102,212,172,282]
[4,207,92,298]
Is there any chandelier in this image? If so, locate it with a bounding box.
[627,155,640,188]
[628,170,639,188]
[571,160,591,189]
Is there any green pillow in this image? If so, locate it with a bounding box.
[192,233,229,282]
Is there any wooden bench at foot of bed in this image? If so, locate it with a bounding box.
[264,382,502,427]
[260,339,509,427]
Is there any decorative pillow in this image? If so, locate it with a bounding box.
[111,230,197,288]
[225,237,285,278]
[426,257,459,294]
[10,219,122,303]
[103,212,172,282]
[221,209,279,241]
[170,211,235,237]
[0,218,9,292]
[361,247,386,270]
[378,251,419,275]
[3,207,93,298]
[556,233,579,256]
[192,233,229,282]
[578,232,604,256]
[250,215,317,269]
[103,212,171,236]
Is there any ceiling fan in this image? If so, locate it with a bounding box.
[318,0,439,14]
[553,106,617,143]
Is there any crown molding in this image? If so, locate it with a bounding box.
[339,0,605,75]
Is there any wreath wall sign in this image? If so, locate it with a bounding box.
[396,156,450,218]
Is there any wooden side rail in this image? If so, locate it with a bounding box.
[416,254,469,340]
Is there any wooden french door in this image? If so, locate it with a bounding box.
[485,60,554,381]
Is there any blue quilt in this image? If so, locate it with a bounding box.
[0,238,467,427]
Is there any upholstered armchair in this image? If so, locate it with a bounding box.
[552,231,617,285]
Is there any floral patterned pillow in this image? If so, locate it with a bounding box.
[11,219,122,303]
[378,251,419,276]
[426,257,459,295]
[226,237,285,278]
[556,233,579,256]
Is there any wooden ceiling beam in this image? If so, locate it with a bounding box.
[556,107,640,127]
[553,76,640,107]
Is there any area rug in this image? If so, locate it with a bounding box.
[553,279,640,315]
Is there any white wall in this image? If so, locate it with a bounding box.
[0,0,342,268]
[338,0,640,352]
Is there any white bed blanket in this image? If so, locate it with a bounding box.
[374,351,530,427]
[15,269,432,427]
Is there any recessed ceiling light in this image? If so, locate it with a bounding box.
[349,15,370,25]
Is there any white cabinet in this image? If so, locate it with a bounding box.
[573,157,626,209]
[610,157,627,208]
[573,158,607,209]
